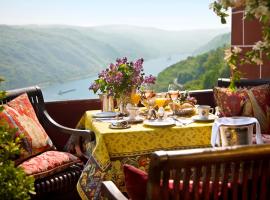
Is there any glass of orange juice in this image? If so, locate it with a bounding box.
[131,91,141,107]
[155,93,167,108]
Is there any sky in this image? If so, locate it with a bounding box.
[0,0,231,31]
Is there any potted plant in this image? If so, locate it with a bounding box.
[89,57,156,113]
[0,77,35,200]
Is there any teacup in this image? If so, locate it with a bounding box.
[127,106,139,121]
[197,105,213,119]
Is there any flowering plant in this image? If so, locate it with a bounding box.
[89,57,156,98]
[210,0,270,89]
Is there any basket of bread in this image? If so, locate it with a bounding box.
[169,92,197,116]
[169,102,196,116]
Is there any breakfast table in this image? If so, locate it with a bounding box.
[76,110,214,200]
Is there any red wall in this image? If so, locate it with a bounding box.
[231,8,270,78]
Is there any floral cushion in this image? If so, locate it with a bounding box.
[19,151,81,179]
[214,85,270,134]
[241,84,270,134]
[0,93,54,163]
[213,87,246,117]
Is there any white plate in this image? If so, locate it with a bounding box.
[143,119,175,127]
[192,114,217,122]
[92,112,119,118]
[215,117,256,126]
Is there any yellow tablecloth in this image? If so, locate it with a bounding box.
[78,110,212,169]
[77,110,213,199]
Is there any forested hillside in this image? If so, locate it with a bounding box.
[0,25,228,89]
[155,46,230,91]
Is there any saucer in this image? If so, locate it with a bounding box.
[125,117,144,124]
[192,114,217,122]
[109,124,131,129]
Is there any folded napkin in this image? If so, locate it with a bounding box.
[211,117,263,147]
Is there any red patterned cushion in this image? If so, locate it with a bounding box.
[19,151,81,179]
[241,84,270,134]
[123,164,148,200]
[214,85,270,134]
[213,87,246,116]
[0,94,54,163]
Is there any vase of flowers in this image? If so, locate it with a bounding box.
[89,57,156,113]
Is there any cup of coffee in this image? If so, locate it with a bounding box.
[197,105,213,119]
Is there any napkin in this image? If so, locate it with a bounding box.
[211,117,263,147]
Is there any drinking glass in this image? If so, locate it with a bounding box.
[130,90,141,107]
[168,84,180,101]
[140,83,154,99]
[155,93,167,109]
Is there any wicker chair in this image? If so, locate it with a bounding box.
[102,144,270,200]
[2,86,95,200]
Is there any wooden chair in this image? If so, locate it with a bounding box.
[2,86,95,200]
[102,144,270,200]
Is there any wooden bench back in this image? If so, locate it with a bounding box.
[147,144,270,200]
[1,86,47,127]
[217,78,270,87]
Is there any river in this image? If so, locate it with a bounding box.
[42,53,190,101]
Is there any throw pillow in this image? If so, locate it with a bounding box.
[123,164,148,200]
[214,84,270,134]
[19,151,81,179]
[241,84,270,134]
[213,87,246,117]
[1,93,55,164]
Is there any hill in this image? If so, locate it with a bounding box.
[193,32,230,55]
[155,46,230,91]
[0,25,228,89]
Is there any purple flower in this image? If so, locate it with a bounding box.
[143,75,156,84]
[89,57,155,96]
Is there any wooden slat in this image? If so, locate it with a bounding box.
[241,161,251,200]
[192,167,200,200]
[162,169,170,200]
[203,165,211,200]
[251,161,260,200]
[213,163,221,200]
[221,163,230,200]
[173,169,181,200]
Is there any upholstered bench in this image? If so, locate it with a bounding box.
[1,86,95,200]
[215,78,270,144]
[102,144,270,200]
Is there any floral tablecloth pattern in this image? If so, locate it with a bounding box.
[77,110,213,200]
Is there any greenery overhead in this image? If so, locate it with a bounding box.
[210,0,270,89]
[0,25,228,90]
[155,33,230,91]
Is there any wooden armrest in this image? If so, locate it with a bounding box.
[101,181,128,200]
[43,110,95,138]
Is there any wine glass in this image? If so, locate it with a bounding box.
[168,84,180,101]
[140,83,154,98]
[155,93,167,109]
